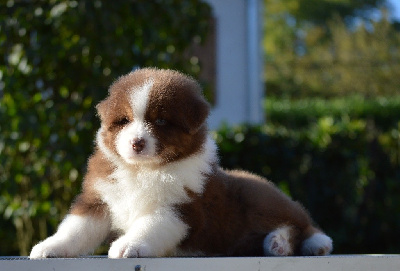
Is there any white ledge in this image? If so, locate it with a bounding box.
[1,255,400,271]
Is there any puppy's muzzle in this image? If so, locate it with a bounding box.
[131,138,146,153]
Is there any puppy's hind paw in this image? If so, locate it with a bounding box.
[301,233,333,256]
[263,227,293,256]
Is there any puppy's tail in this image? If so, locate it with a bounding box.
[300,226,333,256]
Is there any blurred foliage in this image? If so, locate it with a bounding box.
[0,0,211,256]
[215,98,400,253]
[279,0,385,24]
[266,95,400,130]
[264,0,400,98]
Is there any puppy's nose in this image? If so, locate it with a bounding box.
[131,138,146,153]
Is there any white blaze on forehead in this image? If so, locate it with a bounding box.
[130,78,154,121]
[115,78,157,164]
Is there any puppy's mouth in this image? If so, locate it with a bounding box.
[121,138,161,165]
[123,153,161,165]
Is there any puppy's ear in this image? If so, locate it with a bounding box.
[95,99,109,122]
[180,93,210,135]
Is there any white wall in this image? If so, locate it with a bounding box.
[205,0,264,129]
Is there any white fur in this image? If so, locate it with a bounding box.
[115,120,158,164]
[301,233,333,256]
[108,208,188,257]
[263,226,292,256]
[95,136,217,257]
[30,214,110,258]
[130,78,153,121]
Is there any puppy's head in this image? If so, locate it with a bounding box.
[96,68,210,165]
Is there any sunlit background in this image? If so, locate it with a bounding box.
[1,0,400,256]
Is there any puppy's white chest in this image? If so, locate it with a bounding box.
[95,167,189,232]
[95,136,217,233]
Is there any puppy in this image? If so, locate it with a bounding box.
[30,68,332,258]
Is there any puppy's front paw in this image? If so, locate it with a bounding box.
[301,233,333,256]
[30,237,70,259]
[108,237,152,258]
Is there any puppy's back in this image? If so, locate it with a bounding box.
[225,170,312,229]
[177,167,316,256]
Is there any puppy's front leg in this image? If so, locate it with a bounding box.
[108,208,188,258]
[30,214,111,258]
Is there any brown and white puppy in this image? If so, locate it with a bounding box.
[30,68,332,258]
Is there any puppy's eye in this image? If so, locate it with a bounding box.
[113,117,130,126]
[155,119,167,126]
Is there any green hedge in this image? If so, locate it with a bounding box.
[265,96,400,130]
[215,98,400,254]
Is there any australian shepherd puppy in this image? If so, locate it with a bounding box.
[30,68,332,258]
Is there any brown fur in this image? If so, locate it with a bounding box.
[70,152,112,218]
[176,167,319,256]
